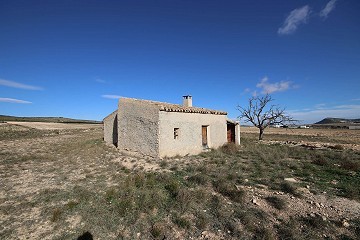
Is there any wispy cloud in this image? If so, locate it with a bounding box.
[289,104,360,123]
[0,97,32,104]
[256,77,294,94]
[95,78,106,84]
[320,0,337,19]
[0,79,43,90]
[314,103,326,109]
[102,95,121,99]
[278,5,311,35]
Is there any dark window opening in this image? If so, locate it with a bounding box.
[174,128,179,139]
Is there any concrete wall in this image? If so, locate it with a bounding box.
[103,111,118,146]
[117,98,160,156]
[158,111,227,157]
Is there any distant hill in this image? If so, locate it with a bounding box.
[0,115,102,124]
[315,117,360,125]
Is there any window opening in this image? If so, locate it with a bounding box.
[174,128,179,139]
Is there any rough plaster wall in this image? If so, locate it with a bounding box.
[159,111,227,157]
[103,111,117,146]
[117,99,160,156]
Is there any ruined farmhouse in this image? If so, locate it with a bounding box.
[104,96,240,158]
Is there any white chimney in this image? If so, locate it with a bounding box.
[183,95,192,107]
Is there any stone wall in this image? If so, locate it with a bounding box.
[158,111,227,157]
[103,111,117,146]
[117,98,160,156]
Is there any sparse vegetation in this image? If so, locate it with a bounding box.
[265,196,287,210]
[1,122,359,239]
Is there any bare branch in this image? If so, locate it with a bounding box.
[237,94,294,140]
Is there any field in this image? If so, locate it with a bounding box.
[1,122,359,239]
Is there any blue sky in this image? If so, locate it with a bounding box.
[0,0,359,123]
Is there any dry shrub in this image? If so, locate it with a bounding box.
[220,143,240,155]
[340,160,360,171]
[265,196,287,210]
[150,222,166,239]
[280,182,300,197]
[188,174,208,185]
[312,158,328,166]
[213,179,246,203]
[51,208,62,222]
[330,144,344,150]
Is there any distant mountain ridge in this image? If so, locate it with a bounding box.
[0,115,101,124]
[315,117,360,124]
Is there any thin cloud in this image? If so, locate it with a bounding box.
[0,97,32,104]
[95,78,106,84]
[278,5,311,35]
[0,79,43,90]
[256,77,294,94]
[289,104,360,123]
[102,95,121,99]
[320,0,337,19]
[314,103,326,109]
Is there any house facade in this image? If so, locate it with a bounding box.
[104,96,240,158]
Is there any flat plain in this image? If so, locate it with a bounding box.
[1,122,359,239]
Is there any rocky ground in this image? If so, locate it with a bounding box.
[0,122,359,239]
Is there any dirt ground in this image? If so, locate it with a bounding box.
[241,126,360,151]
[0,122,359,239]
[5,121,101,130]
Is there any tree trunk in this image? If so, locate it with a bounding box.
[259,128,264,140]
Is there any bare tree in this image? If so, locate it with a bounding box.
[238,94,293,140]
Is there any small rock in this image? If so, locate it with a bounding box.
[201,231,208,236]
[315,202,321,208]
[306,185,310,189]
[251,198,258,205]
[284,177,297,183]
[342,220,350,228]
[309,213,316,218]
[331,180,338,185]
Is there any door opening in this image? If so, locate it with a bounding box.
[202,125,208,147]
[227,123,235,143]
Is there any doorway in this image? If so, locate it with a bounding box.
[227,123,235,143]
[202,125,208,147]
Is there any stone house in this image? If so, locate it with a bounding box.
[103,96,240,158]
